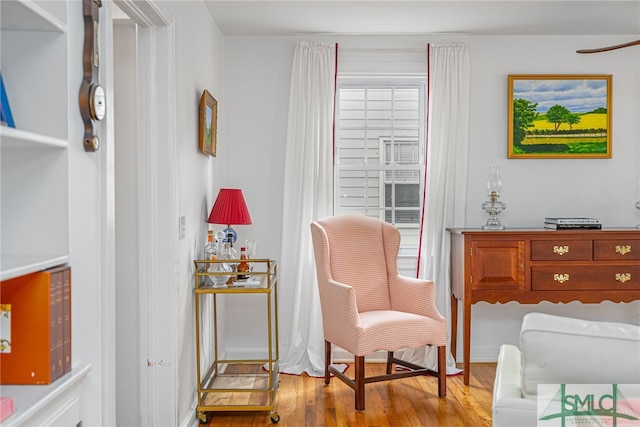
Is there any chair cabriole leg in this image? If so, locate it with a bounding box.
[437,345,446,397]
[355,355,365,410]
[386,351,393,374]
[324,340,331,385]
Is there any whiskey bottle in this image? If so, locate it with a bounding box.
[204,230,215,260]
[203,230,215,285]
[237,247,250,280]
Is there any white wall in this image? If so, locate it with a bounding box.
[223,34,640,362]
[222,37,291,354]
[163,1,227,424]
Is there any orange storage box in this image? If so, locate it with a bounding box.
[0,265,71,385]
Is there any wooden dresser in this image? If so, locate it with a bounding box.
[448,228,640,385]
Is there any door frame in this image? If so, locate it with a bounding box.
[107,1,178,424]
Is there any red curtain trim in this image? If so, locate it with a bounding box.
[416,43,431,278]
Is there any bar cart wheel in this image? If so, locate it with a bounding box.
[197,411,209,424]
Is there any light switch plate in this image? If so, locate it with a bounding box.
[179,216,186,240]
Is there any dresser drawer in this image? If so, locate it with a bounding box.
[531,240,592,261]
[594,240,640,260]
[531,265,640,290]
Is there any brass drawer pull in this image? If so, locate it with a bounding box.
[554,273,570,283]
[615,273,631,283]
[615,245,632,255]
[553,245,570,256]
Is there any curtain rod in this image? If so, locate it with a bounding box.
[338,47,425,53]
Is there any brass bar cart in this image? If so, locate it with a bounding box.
[193,259,280,424]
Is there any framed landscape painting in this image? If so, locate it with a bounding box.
[199,89,217,157]
[508,74,612,159]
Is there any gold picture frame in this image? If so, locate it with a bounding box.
[199,90,217,156]
[508,74,612,159]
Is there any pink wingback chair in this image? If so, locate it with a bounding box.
[310,214,447,410]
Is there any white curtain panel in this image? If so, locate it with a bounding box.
[278,41,336,376]
[400,42,470,375]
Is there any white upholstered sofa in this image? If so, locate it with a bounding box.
[492,312,640,427]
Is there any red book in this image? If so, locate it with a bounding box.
[0,265,70,385]
[0,397,15,422]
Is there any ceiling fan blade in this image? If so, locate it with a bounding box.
[577,39,640,54]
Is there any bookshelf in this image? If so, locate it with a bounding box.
[1,0,69,282]
[0,1,89,425]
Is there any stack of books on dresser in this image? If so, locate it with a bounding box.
[544,217,602,230]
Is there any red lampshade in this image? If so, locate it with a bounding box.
[207,188,252,226]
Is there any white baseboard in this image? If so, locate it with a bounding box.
[225,348,275,360]
[455,346,500,363]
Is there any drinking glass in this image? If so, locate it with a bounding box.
[244,240,257,270]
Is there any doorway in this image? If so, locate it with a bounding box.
[113,7,140,425]
[111,1,177,425]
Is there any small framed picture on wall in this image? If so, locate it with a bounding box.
[199,89,217,157]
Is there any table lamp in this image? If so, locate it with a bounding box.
[207,188,252,243]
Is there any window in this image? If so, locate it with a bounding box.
[334,77,426,248]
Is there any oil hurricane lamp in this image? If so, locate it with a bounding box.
[481,165,506,230]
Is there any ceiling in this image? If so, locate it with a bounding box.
[203,0,640,37]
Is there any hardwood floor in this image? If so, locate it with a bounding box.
[203,363,496,426]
